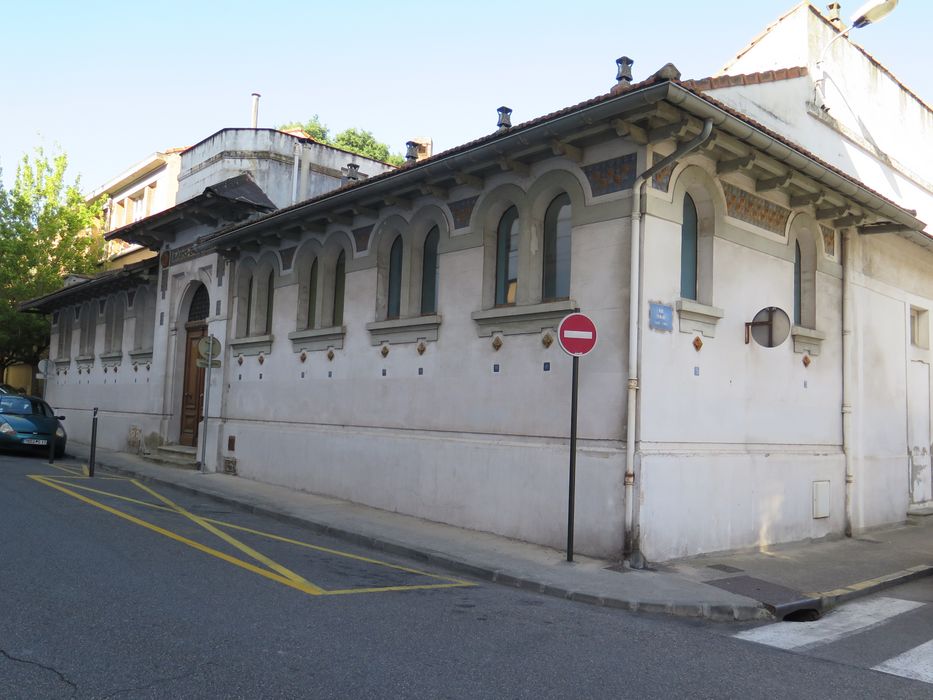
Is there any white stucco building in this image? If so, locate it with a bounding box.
[24,2,933,563]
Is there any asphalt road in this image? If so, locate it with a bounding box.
[1,452,931,699]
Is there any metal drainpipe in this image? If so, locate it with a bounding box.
[624,119,713,564]
[291,142,301,205]
[842,228,855,536]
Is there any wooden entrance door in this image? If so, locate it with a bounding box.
[179,323,206,446]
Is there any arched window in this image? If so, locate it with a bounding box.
[79,302,96,357]
[495,206,519,306]
[189,284,210,324]
[793,241,802,326]
[307,258,319,329]
[133,287,156,351]
[542,193,572,301]
[103,294,126,354]
[387,235,403,320]
[333,250,346,326]
[681,194,698,300]
[57,308,73,359]
[244,274,254,336]
[420,226,439,315]
[263,269,274,334]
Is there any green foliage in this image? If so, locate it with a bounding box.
[279,114,330,144]
[0,149,104,370]
[278,117,404,166]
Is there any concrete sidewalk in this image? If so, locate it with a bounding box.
[58,442,933,622]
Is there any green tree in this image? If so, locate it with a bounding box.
[333,128,404,166]
[279,114,330,143]
[0,149,104,371]
[278,117,404,166]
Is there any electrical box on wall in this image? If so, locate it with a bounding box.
[812,480,831,519]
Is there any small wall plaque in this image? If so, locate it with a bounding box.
[649,303,674,332]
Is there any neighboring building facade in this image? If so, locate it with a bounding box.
[23,3,933,562]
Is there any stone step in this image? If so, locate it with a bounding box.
[144,445,199,469]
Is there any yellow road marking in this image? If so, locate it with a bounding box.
[29,475,324,596]
[131,479,319,590]
[30,475,474,594]
[45,463,85,476]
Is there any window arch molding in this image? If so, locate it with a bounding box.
[234,253,279,338]
[668,165,721,307]
[234,257,257,339]
[293,239,324,331]
[527,169,587,304]
[474,183,528,310]
[319,232,353,329]
[102,292,127,357]
[406,205,451,316]
[787,212,819,330]
[77,301,97,359]
[372,214,412,321]
[667,165,725,337]
[131,284,156,354]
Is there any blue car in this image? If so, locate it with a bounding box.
[0,395,67,458]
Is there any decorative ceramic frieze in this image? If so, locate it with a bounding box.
[582,153,637,196]
[722,182,789,235]
[449,196,479,229]
[353,225,374,252]
[821,225,836,257]
[280,246,296,271]
[651,163,675,192]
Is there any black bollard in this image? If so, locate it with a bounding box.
[48,431,56,465]
[88,407,98,477]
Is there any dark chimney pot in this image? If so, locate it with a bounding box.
[616,56,634,83]
[405,141,419,163]
[346,163,360,181]
[497,106,512,131]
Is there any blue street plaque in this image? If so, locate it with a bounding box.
[649,302,674,332]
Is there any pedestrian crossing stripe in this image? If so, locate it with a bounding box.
[873,638,933,684]
[734,596,924,651]
[734,596,933,686]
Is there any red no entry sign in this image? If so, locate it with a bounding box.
[558,313,598,357]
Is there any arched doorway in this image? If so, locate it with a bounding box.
[179,284,209,446]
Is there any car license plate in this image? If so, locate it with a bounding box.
[23,438,47,446]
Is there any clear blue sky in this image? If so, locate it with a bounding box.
[2,0,929,192]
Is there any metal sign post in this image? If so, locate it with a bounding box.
[196,335,222,471]
[557,311,598,563]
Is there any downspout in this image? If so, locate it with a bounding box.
[291,142,301,205]
[842,228,855,536]
[624,118,713,564]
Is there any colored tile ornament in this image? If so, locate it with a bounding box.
[582,154,637,196]
[722,182,789,235]
[449,196,479,229]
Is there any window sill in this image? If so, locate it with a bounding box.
[365,315,441,345]
[676,299,724,338]
[287,326,346,352]
[129,348,154,364]
[471,299,576,337]
[792,325,825,356]
[75,354,95,368]
[54,358,72,369]
[229,334,273,356]
[99,351,124,367]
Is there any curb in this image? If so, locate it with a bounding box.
[814,564,933,612]
[71,453,770,623]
